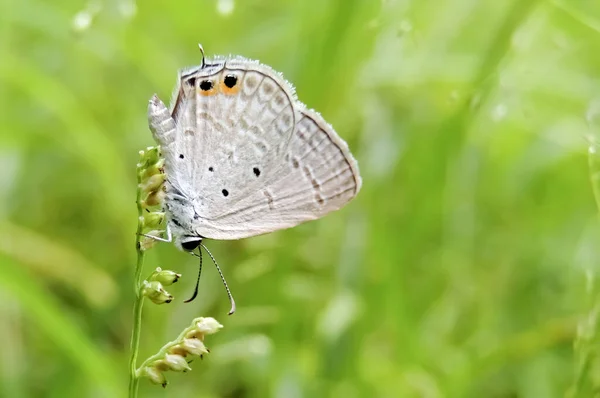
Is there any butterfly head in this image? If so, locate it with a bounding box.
[179,237,202,252]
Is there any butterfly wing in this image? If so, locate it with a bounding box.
[151,56,361,241]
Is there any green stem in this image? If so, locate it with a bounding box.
[128,168,146,398]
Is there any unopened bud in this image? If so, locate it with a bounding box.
[143,189,166,207]
[138,146,162,169]
[167,344,189,358]
[139,230,162,251]
[149,267,181,286]
[181,338,209,356]
[141,159,165,180]
[154,354,191,372]
[169,338,209,357]
[189,317,223,337]
[142,366,167,387]
[139,237,157,251]
[142,281,173,304]
[142,212,165,229]
[141,173,166,193]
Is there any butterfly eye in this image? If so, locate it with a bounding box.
[181,239,201,251]
[200,80,213,91]
[224,74,237,88]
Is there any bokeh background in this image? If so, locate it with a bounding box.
[3,0,600,397]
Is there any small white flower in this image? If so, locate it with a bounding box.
[162,354,191,372]
[195,317,223,335]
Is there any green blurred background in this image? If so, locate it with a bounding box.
[3,0,600,397]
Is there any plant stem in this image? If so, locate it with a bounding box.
[128,167,146,398]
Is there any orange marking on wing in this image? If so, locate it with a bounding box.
[220,80,241,95]
[198,86,218,96]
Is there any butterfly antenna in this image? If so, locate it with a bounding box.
[198,43,206,68]
[183,248,203,303]
[200,242,236,315]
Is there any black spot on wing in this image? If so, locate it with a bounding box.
[200,80,213,91]
[224,74,238,88]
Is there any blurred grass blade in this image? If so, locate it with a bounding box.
[0,253,122,397]
[589,144,600,216]
[551,0,600,34]
[568,143,600,397]
[0,222,118,308]
[0,53,131,240]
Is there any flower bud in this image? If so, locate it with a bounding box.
[167,344,189,358]
[154,354,191,372]
[138,146,162,169]
[139,230,162,251]
[190,317,223,337]
[149,267,181,286]
[181,338,209,356]
[141,366,167,387]
[142,281,173,304]
[142,189,165,207]
[169,338,209,357]
[142,212,165,229]
[141,159,165,180]
[139,237,157,251]
[141,173,166,193]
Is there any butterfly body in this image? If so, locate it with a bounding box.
[148,53,361,250]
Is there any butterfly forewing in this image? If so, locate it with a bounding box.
[190,62,297,217]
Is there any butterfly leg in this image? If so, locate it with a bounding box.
[141,224,173,243]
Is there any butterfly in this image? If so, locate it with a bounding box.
[146,46,362,313]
